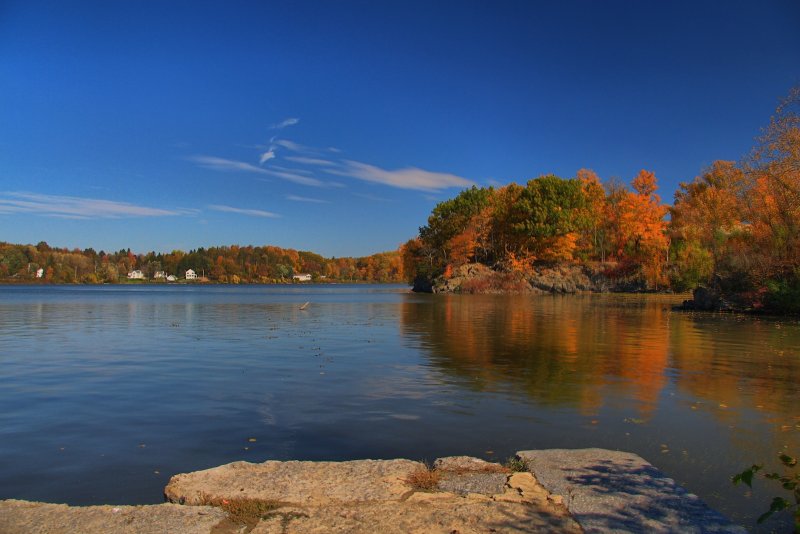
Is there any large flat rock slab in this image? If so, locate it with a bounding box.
[517,448,746,534]
[166,457,580,533]
[165,459,425,506]
[249,496,582,534]
[0,500,228,534]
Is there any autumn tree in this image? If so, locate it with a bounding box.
[576,169,609,261]
[669,160,746,290]
[418,186,494,270]
[511,175,587,262]
[614,170,670,288]
[745,87,800,279]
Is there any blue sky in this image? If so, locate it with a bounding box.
[1,1,798,257]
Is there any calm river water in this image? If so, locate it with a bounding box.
[1,285,798,530]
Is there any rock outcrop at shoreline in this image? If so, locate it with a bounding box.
[0,450,746,533]
[678,284,761,313]
[422,262,646,294]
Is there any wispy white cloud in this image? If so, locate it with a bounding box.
[271,117,299,129]
[270,165,313,175]
[260,169,325,187]
[285,155,337,167]
[354,192,392,202]
[327,160,474,192]
[190,155,324,187]
[190,155,270,175]
[208,204,281,218]
[0,192,194,219]
[273,139,309,152]
[286,194,329,204]
[259,150,276,164]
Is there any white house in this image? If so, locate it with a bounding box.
[35,268,44,278]
[185,269,197,280]
[292,273,312,282]
[154,271,166,279]
[127,270,144,280]
[166,274,177,282]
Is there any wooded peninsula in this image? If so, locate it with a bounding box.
[400,87,800,313]
[2,88,798,313]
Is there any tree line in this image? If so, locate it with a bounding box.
[3,87,798,308]
[402,87,800,312]
[0,242,404,284]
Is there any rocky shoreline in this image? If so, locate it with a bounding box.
[0,449,744,533]
[417,262,649,295]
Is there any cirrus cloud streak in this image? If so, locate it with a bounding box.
[0,192,194,219]
[326,160,474,192]
[208,204,280,218]
[189,155,324,187]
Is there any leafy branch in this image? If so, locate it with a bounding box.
[732,453,799,530]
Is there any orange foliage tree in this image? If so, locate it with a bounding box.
[614,170,670,288]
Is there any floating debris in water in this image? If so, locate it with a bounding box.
[299,302,310,310]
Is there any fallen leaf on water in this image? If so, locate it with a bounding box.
[718,403,728,408]
[248,438,257,442]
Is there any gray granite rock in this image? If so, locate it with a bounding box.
[517,448,747,534]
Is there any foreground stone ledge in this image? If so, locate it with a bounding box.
[0,500,227,534]
[517,448,747,534]
[164,458,424,506]
[247,498,580,533]
[0,450,745,533]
